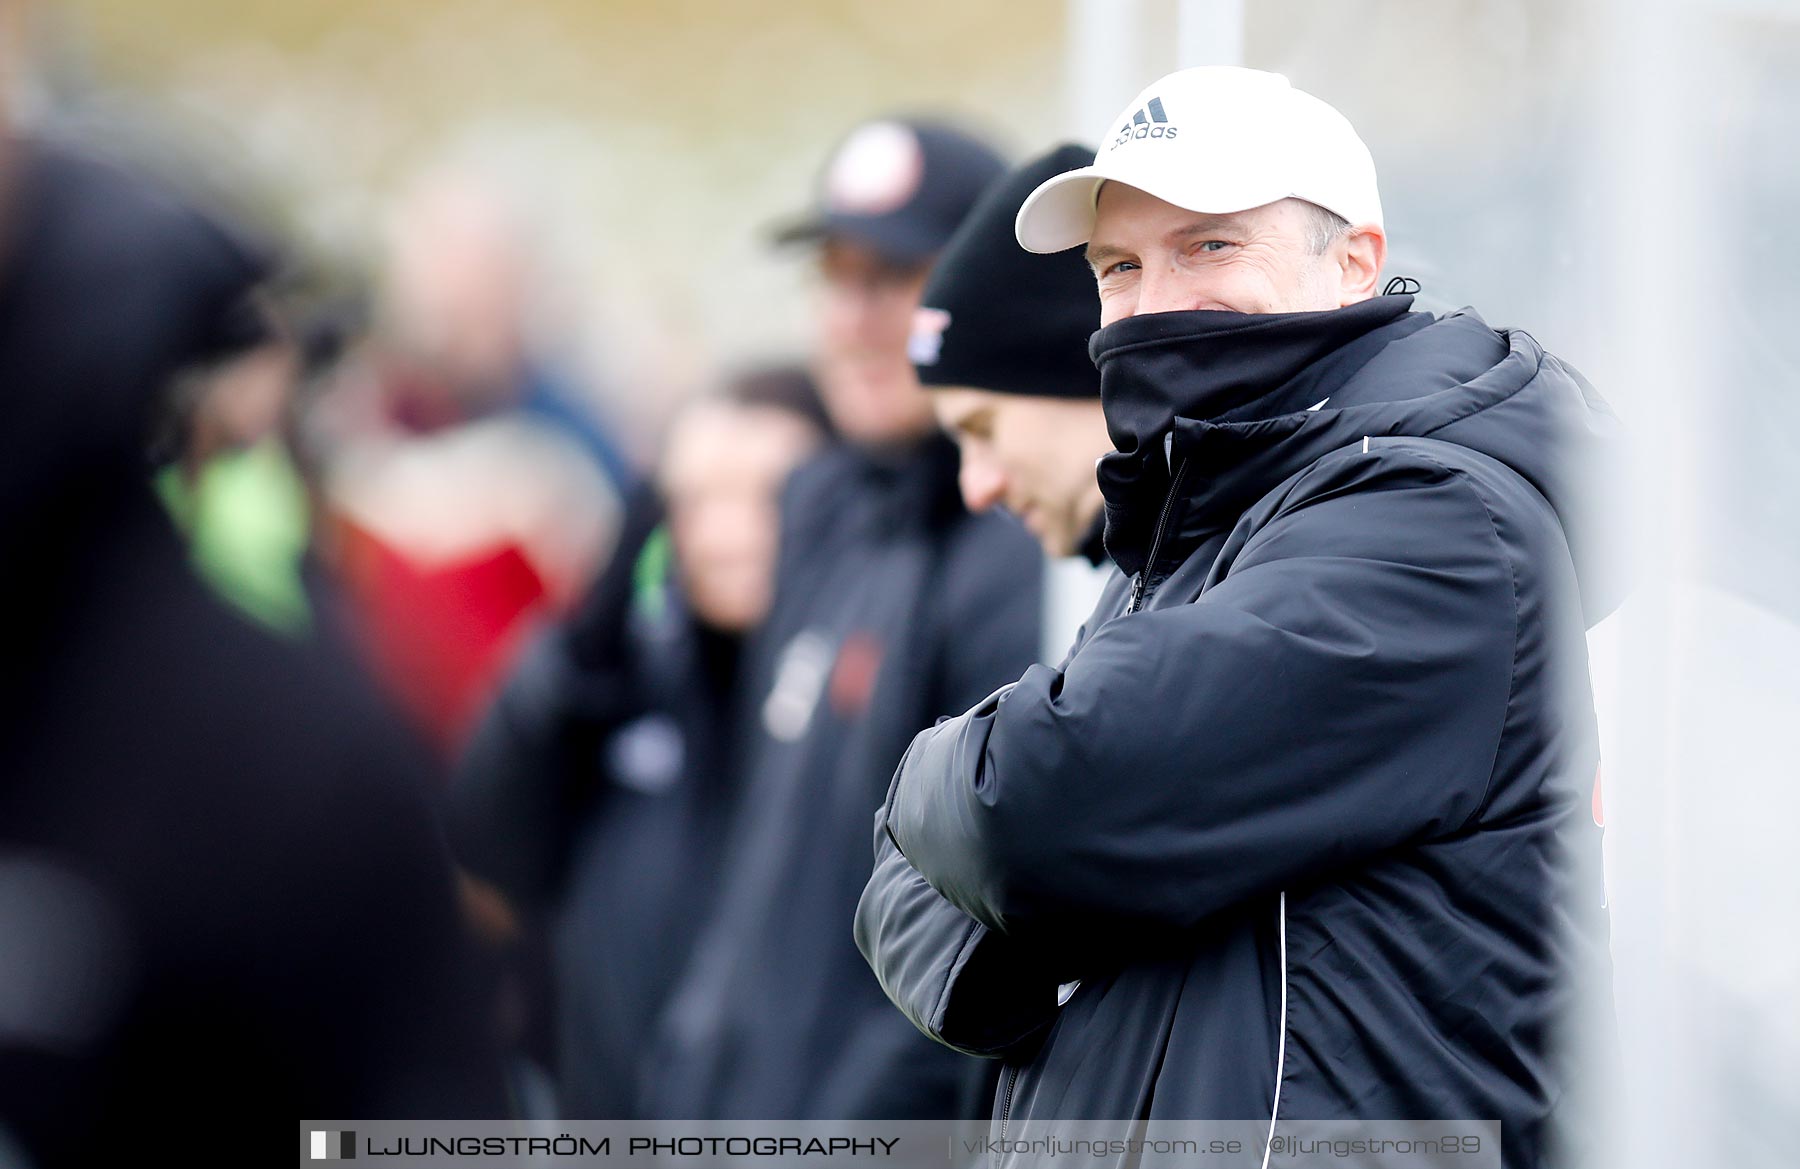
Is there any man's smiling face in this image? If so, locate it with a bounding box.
[1085,185,1384,326]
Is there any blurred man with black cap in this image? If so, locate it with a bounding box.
[642,118,1044,1120]
[775,118,1013,449]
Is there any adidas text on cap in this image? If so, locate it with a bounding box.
[1014,67,1383,254]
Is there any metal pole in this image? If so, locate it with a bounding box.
[1175,0,1244,68]
[1064,0,1148,137]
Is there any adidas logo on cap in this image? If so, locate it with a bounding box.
[1112,96,1178,148]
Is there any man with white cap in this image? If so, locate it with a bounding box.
[858,67,1620,1166]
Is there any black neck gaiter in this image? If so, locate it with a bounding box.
[1090,295,1416,573]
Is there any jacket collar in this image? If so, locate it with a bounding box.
[1075,507,1109,566]
[1091,295,1421,575]
[846,430,968,532]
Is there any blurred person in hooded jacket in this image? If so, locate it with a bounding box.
[0,130,505,1163]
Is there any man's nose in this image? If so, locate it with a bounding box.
[958,454,1007,514]
[1132,264,1193,317]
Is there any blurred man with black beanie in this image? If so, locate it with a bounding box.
[910,142,1115,566]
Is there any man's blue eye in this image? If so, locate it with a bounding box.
[1198,240,1230,253]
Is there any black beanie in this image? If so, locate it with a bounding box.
[910,142,1100,399]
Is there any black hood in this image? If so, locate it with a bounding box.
[0,139,275,549]
[1093,295,1627,624]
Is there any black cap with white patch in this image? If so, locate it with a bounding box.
[773,118,1007,266]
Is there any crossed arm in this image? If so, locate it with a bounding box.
[857,448,1519,1049]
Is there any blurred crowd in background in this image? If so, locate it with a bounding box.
[1,2,1797,1167]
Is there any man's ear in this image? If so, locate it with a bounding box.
[1336,225,1387,306]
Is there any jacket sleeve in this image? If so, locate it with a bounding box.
[854,570,1128,1053]
[854,807,1065,1057]
[885,448,1518,954]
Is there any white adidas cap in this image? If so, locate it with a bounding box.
[1014,67,1383,254]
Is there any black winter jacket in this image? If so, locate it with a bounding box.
[857,297,1621,1167]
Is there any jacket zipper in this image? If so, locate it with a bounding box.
[1126,457,1190,614]
[1259,891,1289,1169]
[999,1063,1020,1141]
